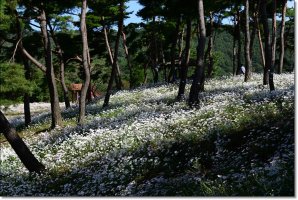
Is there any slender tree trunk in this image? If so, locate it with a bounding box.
[178,27,184,65]
[250,0,258,61]
[188,0,206,106]
[244,0,252,82]
[143,60,150,84]
[159,42,167,82]
[177,18,192,100]
[174,27,184,80]
[232,13,237,75]
[278,0,287,74]
[0,111,45,173]
[152,16,159,83]
[121,30,133,88]
[78,0,91,124]
[59,55,71,108]
[48,23,70,109]
[236,8,242,75]
[102,20,122,89]
[23,60,31,126]
[271,0,277,71]
[103,1,124,107]
[257,22,266,68]
[39,6,62,128]
[206,12,214,78]
[260,0,274,90]
[168,17,181,82]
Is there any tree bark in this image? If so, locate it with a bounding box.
[249,0,258,61]
[278,0,287,74]
[244,0,252,82]
[48,23,70,109]
[205,12,214,78]
[103,1,124,107]
[236,7,242,75]
[23,60,31,126]
[168,17,181,83]
[121,30,133,88]
[160,42,167,82]
[152,16,159,83]
[257,21,266,68]
[178,27,184,66]
[260,0,274,90]
[0,111,45,173]
[232,13,237,76]
[188,0,206,106]
[39,6,62,128]
[102,18,122,90]
[177,18,191,100]
[271,0,277,71]
[78,0,91,125]
[21,48,46,72]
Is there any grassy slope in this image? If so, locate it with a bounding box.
[0,73,294,196]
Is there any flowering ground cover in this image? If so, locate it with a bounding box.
[0,73,294,196]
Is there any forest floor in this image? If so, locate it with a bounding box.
[0,73,294,196]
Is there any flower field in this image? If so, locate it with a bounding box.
[0,73,294,196]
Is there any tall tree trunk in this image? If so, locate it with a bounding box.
[59,55,71,108]
[23,60,31,126]
[86,50,93,102]
[232,13,237,75]
[178,27,184,66]
[39,6,62,128]
[236,8,242,75]
[121,30,133,88]
[168,16,181,83]
[177,18,192,100]
[78,0,91,125]
[244,0,252,82]
[271,0,277,72]
[260,0,274,90]
[0,111,45,173]
[249,0,258,61]
[205,12,214,78]
[143,60,150,84]
[278,0,287,74]
[48,23,70,109]
[152,16,159,83]
[102,19,122,89]
[174,27,184,80]
[159,42,167,82]
[103,1,124,107]
[188,0,206,106]
[257,22,266,68]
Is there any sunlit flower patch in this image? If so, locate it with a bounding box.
[0,73,294,196]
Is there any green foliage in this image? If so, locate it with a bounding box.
[211,51,226,77]
[0,62,34,104]
[130,65,145,88]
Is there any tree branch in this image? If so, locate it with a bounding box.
[9,38,22,63]
[21,48,46,72]
[66,55,83,64]
[29,22,41,29]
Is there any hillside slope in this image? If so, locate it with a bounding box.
[0,73,294,196]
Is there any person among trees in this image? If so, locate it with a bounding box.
[241,65,246,75]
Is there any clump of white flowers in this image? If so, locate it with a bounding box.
[0,73,294,196]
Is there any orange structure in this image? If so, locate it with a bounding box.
[69,83,101,103]
[69,83,82,103]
